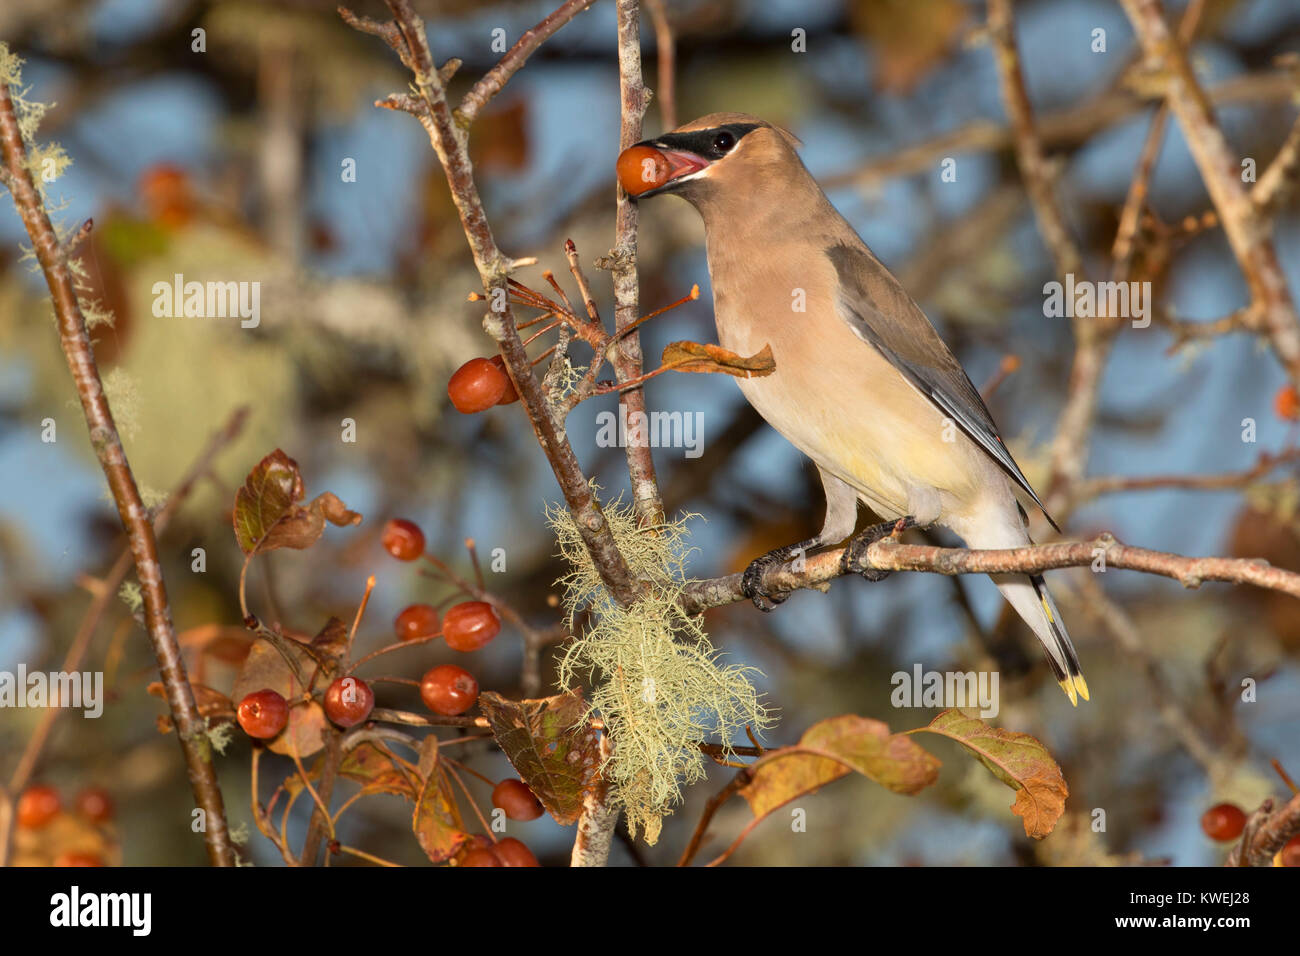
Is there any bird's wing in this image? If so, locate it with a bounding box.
[825,242,1058,530]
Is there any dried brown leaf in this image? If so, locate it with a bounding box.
[660,340,775,378]
[478,690,604,826]
[912,708,1068,839]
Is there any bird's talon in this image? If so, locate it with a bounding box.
[741,555,791,611]
[841,515,916,581]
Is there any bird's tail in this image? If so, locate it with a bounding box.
[992,572,1089,706]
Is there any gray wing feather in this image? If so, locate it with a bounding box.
[826,243,1058,531]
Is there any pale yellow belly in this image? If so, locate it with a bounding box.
[719,307,988,524]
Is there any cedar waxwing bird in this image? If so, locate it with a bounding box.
[620,113,1089,705]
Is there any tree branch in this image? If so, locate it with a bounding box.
[1226,791,1300,867]
[0,68,234,866]
[455,0,598,126]
[677,532,1300,616]
[342,0,643,606]
[1120,0,1300,387]
[604,0,664,529]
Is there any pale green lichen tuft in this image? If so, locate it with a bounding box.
[118,580,143,614]
[550,492,772,844]
[0,43,69,199]
[228,820,250,846]
[207,719,236,756]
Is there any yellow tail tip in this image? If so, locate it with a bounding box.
[1058,678,1079,706]
[1074,674,1091,702]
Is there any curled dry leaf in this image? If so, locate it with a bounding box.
[740,714,941,820]
[478,690,604,826]
[233,449,361,556]
[149,681,235,733]
[412,735,468,862]
[339,742,419,799]
[311,616,351,660]
[660,341,776,378]
[912,708,1068,839]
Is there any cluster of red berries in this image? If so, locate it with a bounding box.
[234,516,543,860]
[236,519,506,737]
[1201,801,1300,864]
[16,784,114,866]
[459,835,539,867]
[17,785,113,829]
[380,517,501,717]
[448,357,519,413]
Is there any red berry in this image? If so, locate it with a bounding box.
[237,689,289,739]
[16,785,60,830]
[494,837,540,867]
[1201,802,1247,841]
[616,144,671,195]
[442,601,501,652]
[1275,384,1300,422]
[382,518,425,561]
[461,847,502,867]
[1281,834,1300,867]
[54,852,104,867]
[394,603,440,642]
[492,779,544,821]
[420,665,479,716]
[323,676,375,728]
[75,787,114,823]
[448,357,509,413]
[488,356,519,405]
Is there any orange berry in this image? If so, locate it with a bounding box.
[616,145,670,196]
[492,779,544,821]
[448,358,508,413]
[16,785,60,829]
[442,601,501,652]
[1275,384,1299,422]
[382,518,425,561]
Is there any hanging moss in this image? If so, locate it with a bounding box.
[549,491,772,844]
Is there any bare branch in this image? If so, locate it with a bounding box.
[0,74,235,866]
[605,0,664,529]
[644,0,676,129]
[987,0,1083,279]
[1121,0,1300,387]
[1225,791,1300,867]
[457,0,598,126]
[677,533,1300,617]
[820,69,1299,191]
[343,0,643,606]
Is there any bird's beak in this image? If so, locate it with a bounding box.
[631,144,711,198]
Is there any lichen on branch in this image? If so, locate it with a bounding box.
[549,495,772,844]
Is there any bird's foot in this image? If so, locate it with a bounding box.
[740,543,808,612]
[840,516,916,582]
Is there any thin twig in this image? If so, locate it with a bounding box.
[456,0,599,126]
[606,0,664,529]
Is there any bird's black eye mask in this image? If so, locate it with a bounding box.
[645,123,761,162]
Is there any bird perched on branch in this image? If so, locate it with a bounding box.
[618,112,1088,705]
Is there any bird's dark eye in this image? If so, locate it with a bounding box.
[712,131,735,154]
